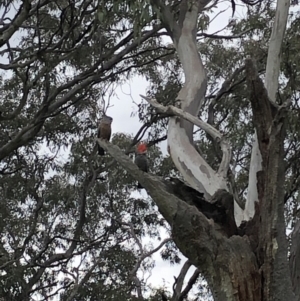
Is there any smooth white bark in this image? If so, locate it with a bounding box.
[265,0,290,104]
[141,96,230,197]
[142,95,232,175]
[234,201,245,227]
[165,1,227,198]
[168,119,227,198]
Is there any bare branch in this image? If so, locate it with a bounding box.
[0,24,162,161]
[128,233,172,278]
[173,260,192,298]
[179,268,200,301]
[197,29,252,40]
[65,259,105,301]
[140,95,232,178]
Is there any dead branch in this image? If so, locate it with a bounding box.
[197,29,252,40]
[140,95,231,178]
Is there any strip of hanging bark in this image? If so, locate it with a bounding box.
[245,58,277,162]
[140,95,231,178]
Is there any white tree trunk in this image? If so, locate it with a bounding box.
[167,1,227,198]
[265,0,290,104]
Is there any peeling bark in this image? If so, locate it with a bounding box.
[244,130,262,221]
[265,0,290,104]
[242,1,293,298]
[141,95,232,179]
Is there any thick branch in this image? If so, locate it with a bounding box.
[245,58,275,161]
[96,139,179,224]
[245,0,290,223]
[0,1,32,48]
[170,201,260,301]
[153,1,226,198]
[244,2,293,296]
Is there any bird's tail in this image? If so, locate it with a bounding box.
[98,145,105,156]
[137,182,144,189]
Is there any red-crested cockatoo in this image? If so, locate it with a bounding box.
[134,142,149,189]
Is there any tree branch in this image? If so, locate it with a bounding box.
[0,0,32,48]
[265,0,290,105]
[151,0,227,198]
[96,139,179,224]
[178,268,200,301]
[140,95,231,178]
[0,24,162,161]
[245,58,275,163]
[197,29,252,40]
[172,260,192,299]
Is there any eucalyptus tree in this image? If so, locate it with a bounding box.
[99,0,300,300]
[1,0,300,301]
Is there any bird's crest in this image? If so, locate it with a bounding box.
[137,142,147,154]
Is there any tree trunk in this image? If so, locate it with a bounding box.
[171,201,261,301]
